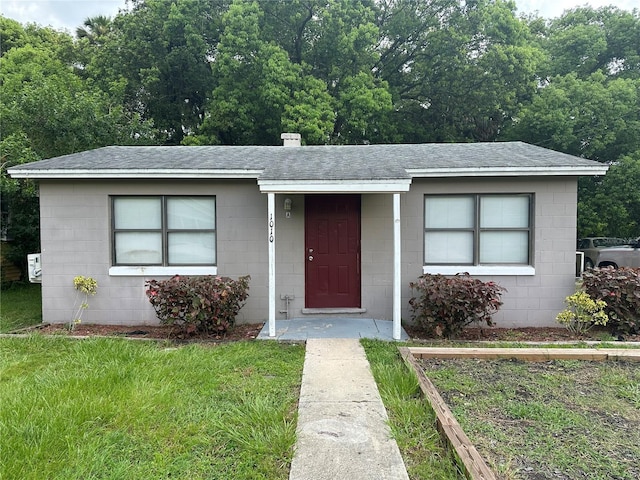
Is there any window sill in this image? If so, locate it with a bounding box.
[109,266,218,277]
[423,265,535,276]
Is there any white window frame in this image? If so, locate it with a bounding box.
[109,195,218,277]
[423,194,535,276]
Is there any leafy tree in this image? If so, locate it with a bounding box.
[376,0,543,142]
[0,134,41,280]
[83,0,221,144]
[502,72,640,163]
[240,0,393,144]
[578,152,640,238]
[303,0,392,143]
[544,13,608,78]
[334,71,392,143]
[511,6,640,238]
[544,7,640,80]
[0,15,75,61]
[191,0,335,145]
[281,74,335,145]
[0,33,155,279]
[0,16,28,54]
[1,45,155,158]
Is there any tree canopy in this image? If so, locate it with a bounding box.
[1,0,640,263]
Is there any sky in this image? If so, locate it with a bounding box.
[0,0,637,34]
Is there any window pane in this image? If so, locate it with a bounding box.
[167,197,215,230]
[425,231,473,264]
[114,198,161,229]
[425,196,474,228]
[115,232,162,264]
[168,232,216,264]
[481,196,529,228]
[480,231,529,263]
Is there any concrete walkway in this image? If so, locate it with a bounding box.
[289,338,410,480]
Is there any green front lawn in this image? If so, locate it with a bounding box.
[362,339,463,479]
[0,336,304,480]
[0,283,42,332]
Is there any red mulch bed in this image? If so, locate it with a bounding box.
[19,323,640,343]
[30,322,264,342]
[405,325,640,343]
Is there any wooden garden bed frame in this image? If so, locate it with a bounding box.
[398,347,640,480]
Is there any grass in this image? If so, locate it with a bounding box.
[422,357,640,479]
[0,282,42,332]
[4,291,636,479]
[361,339,464,479]
[364,339,640,479]
[0,336,305,479]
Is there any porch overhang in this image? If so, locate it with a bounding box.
[265,190,405,341]
[257,179,412,194]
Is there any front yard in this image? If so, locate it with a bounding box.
[0,333,463,480]
[1,316,639,479]
[0,336,304,480]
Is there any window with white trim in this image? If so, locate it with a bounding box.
[112,196,216,266]
[424,194,532,266]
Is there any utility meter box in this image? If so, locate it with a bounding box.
[27,253,42,283]
[575,251,584,278]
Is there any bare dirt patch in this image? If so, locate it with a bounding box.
[419,357,640,479]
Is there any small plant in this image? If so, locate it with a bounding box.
[556,291,609,334]
[70,275,98,330]
[408,273,506,338]
[582,267,640,335]
[146,275,250,335]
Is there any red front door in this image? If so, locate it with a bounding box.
[305,195,361,308]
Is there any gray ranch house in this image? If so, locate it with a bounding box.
[9,139,607,339]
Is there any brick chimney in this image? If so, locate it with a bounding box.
[281,133,301,147]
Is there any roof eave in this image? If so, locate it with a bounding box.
[9,165,609,181]
[407,166,609,178]
[7,169,264,179]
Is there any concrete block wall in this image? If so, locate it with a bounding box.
[39,179,268,325]
[39,176,579,328]
[274,194,306,318]
[401,177,579,327]
[360,194,394,319]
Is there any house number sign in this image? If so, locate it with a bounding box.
[269,214,274,243]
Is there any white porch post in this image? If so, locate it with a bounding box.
[393,193,402,340]
[268,193,276,337]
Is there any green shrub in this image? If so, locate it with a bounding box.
[146,275,250,335]
[70,275,98,330]
[408,273,506,338]
[582,267,640,335]
[556,291,608,334]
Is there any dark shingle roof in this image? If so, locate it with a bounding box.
[8,142,607,181]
